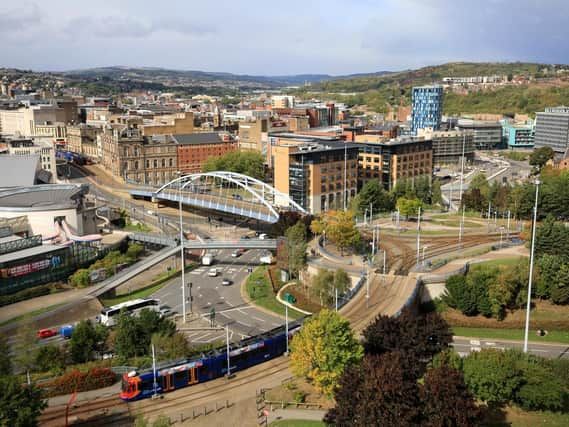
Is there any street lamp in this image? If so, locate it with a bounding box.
[177,172,187,323]
[523,180,540,353]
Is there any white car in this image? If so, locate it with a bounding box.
[258,233,267,240]
[208,268,218,277]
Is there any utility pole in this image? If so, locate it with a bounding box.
[343,142,348,211]
[178,175,186,323]
[506,210,511,241]
[487,202,491,233]
[416,207,422,268]
[459,204,465,243]
[524,180,540,353]
[285,304,289,355]
[151,344,158,398]
[335,287,338,312]
[226,325,231,377]
[459,132,466,206]
[382,250,386,284]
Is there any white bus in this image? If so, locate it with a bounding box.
[99,298,160,327]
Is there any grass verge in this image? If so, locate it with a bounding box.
[0,303,67,328]
[245,266,304,319]
[483,405,569,427]
[452,326,569,344]
[469,257,524,270]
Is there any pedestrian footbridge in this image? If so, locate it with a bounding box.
[129,171,307,223]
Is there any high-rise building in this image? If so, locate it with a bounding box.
[534,107,569,154]
[411,85,443,133]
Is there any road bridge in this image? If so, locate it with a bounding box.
[129,171,307,223]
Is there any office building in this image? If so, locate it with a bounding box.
[417,129,474,166]
[3,138,57,181]
[411,85,443,133]
[456,119,503,150]
[67,124,100,161]
[272,141,359,214]
[503,123,534,150]
[174,132,236,174]
[355,136,433,190]
[534,107,569,154]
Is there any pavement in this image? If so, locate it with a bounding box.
[267,408,327,424]
[452,336,569,359]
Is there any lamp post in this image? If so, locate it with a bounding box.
[343,142,347,211]
[523,180,540,353]
[416,207,422,268]
[422,245,429,266]
[177,172,187,323]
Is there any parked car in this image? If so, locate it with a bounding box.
[160,308,174,318]
[221,278,233,286]
[208,268,218,277]
[258,233,268,240]
[240,235,251,240]
[37,328,57,339]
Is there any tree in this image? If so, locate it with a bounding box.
[362,308,452,369]
[284,222,308,279]
[323,210,361,255]
[396,197,422,219]
[115,311,143,360]
[14,315,38,373]
[488,260,528,318]
[0,375,47,427]
[0,334,11,377]
[311,268,350,306]
[325,352,421,427]
[551,263,569,304]
[355,179,394,214]
[34,345,64,373]
[462,349,523,406]
[289,310,363,397]
[535,254,565,299]
[529,146,554,173]
[151,333,189,361]
[431,179,442,206]
[514,356,566,411]
[70,320,100,364]
[69,269,90,287]
[421,365,481,427]
[202,150,265,180]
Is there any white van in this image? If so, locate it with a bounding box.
[207,268,218,277]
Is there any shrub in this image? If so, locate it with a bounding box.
[0,284,54,307]
[38,367,117,397]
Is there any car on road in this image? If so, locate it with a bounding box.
[159,307,175,318]
[258,233,268,240]
[231,248,246,257]
[221,278,233,286]
[37,328,58,339]
[208,268,218,277]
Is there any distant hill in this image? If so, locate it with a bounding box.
[60,66,393,86]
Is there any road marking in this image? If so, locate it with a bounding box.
[470,340,481,346]
[484,342,496,346]
[471,346,482,352]
[252,316,265,323]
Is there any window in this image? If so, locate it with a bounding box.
[169,158,173,167]
[162,159,165,168]
[154,159,158,168]
[134,161,139,170]
[146,160,150,169]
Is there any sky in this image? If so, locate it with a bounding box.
[1,0,568,75]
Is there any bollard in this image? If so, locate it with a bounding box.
[193,409,196,419]
[180,413,184,423]
[226,399,229,409]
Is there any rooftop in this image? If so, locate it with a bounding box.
[0,184,87,211]
[173,133,227,145]
[0,155,40,187]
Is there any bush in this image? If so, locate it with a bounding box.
[38,367,117,397]
[69,268,90,288]
[514,358,566,411]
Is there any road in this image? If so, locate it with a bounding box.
[452,337,569,359]
[153,247,283,344]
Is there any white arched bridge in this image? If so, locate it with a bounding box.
[129,171,307,223]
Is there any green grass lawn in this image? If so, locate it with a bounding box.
[483,406,569,427]
[270,421,325,427]
[452,326,569,344]
[245,266,304,319]
[433,219,482,228]
[469,257,524,271]
[123,222,152,232]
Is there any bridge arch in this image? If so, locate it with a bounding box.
[151,171,307,223]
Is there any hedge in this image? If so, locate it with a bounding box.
[0,284,54,307]
[38,367,117,398]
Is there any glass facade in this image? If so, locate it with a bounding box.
[411,85,443,134]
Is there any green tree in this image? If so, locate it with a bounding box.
[551,263,569,304]
[151,333,189,361]
[431,179,442,206]
[462,349,523,406]
[284,222,308,279]
[0,334,11,377]
[114,311,143,360]
[70,320,99,363]
[126,243,145,260]
[69,269,90,287]
[529,146,555,173]
[0,376,47,427]
[14,316,38,373]
[396,197,422,219]
[514,355,566,411]
[290,310,363,397]
[311,268,350,306]
[34,345,64,373]
[356,179,394,214]
[202,150,265,180]
[535,254,565,299]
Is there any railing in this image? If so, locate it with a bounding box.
[316,236,352,265]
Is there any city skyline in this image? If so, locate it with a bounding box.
[1,0,569,74]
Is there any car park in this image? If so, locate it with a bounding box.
[37,328,58,339]
[221,278,233,286]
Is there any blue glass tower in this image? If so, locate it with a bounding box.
[411,85,443,134]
